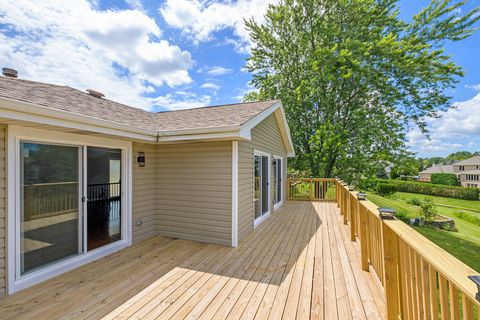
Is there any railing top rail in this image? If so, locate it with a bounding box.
[337,182,480,305]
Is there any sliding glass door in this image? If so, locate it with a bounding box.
[87,147,122,251]
[18,142,123,276]
[254,153,270,223]
[20,142,82,275]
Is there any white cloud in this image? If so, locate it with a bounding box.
[159,0,274,52]
[0,0,194,110]
[407,93,480,156]
[201,82,220,92]
[206,66,233,76]
[465,83,480,92]
[151,92,211,111]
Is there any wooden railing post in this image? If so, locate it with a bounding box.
[350,193,356,241]
[336,181,340,206]
[358,202,369,271]
[309,177,313,201]
[344,189,349,225]
[382,222,401,320]
[339,186,344,215]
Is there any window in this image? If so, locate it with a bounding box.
[459,166,465,171]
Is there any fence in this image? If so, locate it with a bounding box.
[287,178,337,201]
[336,181,480,320]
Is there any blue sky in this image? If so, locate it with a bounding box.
[0,0,479,158]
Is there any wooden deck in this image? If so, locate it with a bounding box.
[1,201,386,319]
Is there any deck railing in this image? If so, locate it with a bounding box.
[336,181,480,320]
[287,178,337,201]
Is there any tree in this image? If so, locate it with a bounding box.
[390,156,421,179]
[245,0,480,180]
[446,151,474,162]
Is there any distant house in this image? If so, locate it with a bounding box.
[419,155,480,188]
[453,155,480,188]
[418,164,454,182]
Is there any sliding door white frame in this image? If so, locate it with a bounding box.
[7,126,132,294]
[253,150,271,228]
[273,155,284,210]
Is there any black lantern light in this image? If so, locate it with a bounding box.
[378,207,396,220]
[137,152,145,167]
[468,275,480,302]
[357,192,367,201]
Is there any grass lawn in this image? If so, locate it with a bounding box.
[365,191,480,272]
[395,192,480,213]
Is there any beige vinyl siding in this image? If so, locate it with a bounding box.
[156,141,232,246]
[238,113,288,242]
[132,142,158,243]
[0,126,5,298]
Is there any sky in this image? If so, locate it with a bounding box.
[0,0,479,158]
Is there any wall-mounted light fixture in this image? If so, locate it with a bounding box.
[378,207,396,220]
[357,192,367,201]
[137,152,145,167]
[468,275,480,302]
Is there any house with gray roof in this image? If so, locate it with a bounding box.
[453,155,480,188]
[419,155,480,188]
[0,69,295,295]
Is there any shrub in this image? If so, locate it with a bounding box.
[358,178,379,191]
[420,198,437,221]
[454,211,480,226]
[431,173,459,186]
[407,197,421,206]
[376,183,397,197]
[360,179,480,200]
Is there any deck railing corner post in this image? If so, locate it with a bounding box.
[382,222,402,320]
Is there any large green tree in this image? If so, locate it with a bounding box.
[245,0,479,180]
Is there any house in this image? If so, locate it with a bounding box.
[453,155,480,188]
[418,164,454,182]
[419,155,480,188]
[0,69,295,297]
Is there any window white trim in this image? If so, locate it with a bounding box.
[7,126,132,294]
[273,155,284,210]
[253,150,271,228]
[231,141,238,247]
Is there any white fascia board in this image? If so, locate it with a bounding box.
[240,101,282,132]
[239,101,295,157]
[0,97,156,142]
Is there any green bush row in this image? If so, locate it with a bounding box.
[376,183,397,196]
[360,178,480,200]
[430,173,459,186]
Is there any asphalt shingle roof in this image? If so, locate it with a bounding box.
[420,165,454,174]
[0,76,278,132]
[454,156,480,166]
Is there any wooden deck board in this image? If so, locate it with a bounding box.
[0,201,386,320]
